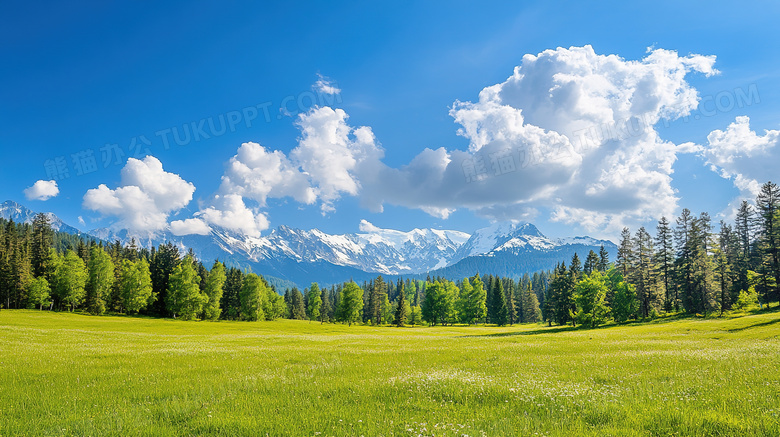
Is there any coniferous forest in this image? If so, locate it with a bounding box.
[1,181,778,328]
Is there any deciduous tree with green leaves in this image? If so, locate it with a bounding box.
[166,257,205,320]
[306,282,322,322]
[240,273,267,321]
[574,271,610,328]
[336,282,363,326]
[86,246,114,315]
[27,276,51,310]
[119,258,154,314]
[202,261,226,321]
[55,250,87,311]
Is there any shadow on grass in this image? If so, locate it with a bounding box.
[726,317,780,332]
[459,307,780,338]
[458,325,581,338]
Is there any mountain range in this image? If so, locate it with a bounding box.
[1,200,617,288]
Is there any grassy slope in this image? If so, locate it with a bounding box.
[1,310,778,436]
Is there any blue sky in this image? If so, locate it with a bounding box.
[2,1,780,240]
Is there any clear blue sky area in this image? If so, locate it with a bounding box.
[2,1,779,239]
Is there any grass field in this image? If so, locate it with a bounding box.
[1,310,779,436]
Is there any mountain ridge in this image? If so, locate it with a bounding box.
[1,200,617,287]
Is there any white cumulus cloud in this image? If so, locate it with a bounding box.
[357,45,717,235]
[701,115,780,215]
[195,194,269,237]
[170,218,211,236]
[219,141,315,206]
[82,156,196,235]
[24,180,59,201]
[171,47,720,238]
[293,107,383,213]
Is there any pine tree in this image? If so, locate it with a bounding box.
[394,295,409,327]
[221,268,243,320]
[320,285,332,323]
[31,213,53,278]
[547,263,575,326]
[732,202,753,300]
[632,227,656,318]
[505,279,517,325]
[713,243,731,316]
[287,287,305,320]
[755,181,780,305]
[675,208,695,313]
[492,278,508,326]
[598,245,610,272]
[584,250,599,275]
[570,253,582,280]
[686,213,717,315]
[150,242,181,316]
[368,276,388,324]
[520,282,541,323]
[617,227,633,279]
[654,216,675,311]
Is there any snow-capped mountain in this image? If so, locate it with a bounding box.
[452,222,613,262]
[453,222,550,260]
[430,222,617,280]
[88,219,616,286]
[3,200,617,287]
[90,221,471,276]
[0,200,83,235]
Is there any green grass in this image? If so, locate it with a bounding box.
[1,310,779,436]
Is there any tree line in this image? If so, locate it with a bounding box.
[1,181,776,328]
[542,181,780,327]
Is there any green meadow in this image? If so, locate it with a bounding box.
[1,310,779,436]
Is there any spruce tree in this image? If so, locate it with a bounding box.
[675,209,695,313]
[520,282,541,323]
[289,287,306,320]
[598,245,610,272]
[493,279,508,326]
[632,227,656,318]
[617,227,633,279]
[320,285,331,323]
[31,213,53,278]
[755,181,780,305]
[584,250,599,275]
[394,295,409,327]
[150,242,181,316]
[654,216,675,311]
